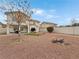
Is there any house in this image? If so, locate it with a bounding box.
[5,11,57,34]
[5,11,40,34]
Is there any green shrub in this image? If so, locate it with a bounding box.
[26,32,40,36]
[47,27,54,33]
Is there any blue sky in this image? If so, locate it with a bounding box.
[0,0,79,25]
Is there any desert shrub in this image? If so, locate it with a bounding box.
[47,27,54,33]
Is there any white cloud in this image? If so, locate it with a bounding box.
[32,8,44,16]
[32,8,59,21]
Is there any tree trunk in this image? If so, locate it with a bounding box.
[18,23,21,36]
[28,20,30,33]
[7,23,10,34]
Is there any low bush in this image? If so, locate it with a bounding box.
[47,27,54,33]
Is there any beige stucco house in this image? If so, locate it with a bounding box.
[5,11,57,34]
[5,11,40,34]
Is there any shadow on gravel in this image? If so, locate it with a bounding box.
[64,43,71,46]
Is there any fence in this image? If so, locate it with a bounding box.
[54,26,79,35]
[0,26,79,35]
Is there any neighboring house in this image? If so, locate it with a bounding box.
[5,11,57,34]
[40,22,57,32]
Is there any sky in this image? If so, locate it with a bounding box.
[0,0,79,25]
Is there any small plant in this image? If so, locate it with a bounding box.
[26,32,40,36]
[47,27,54,33]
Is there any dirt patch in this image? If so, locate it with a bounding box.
[0,33,79,59]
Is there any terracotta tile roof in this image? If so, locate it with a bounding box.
[41,22,57,25]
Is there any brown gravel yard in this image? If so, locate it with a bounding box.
[0,33,79,59]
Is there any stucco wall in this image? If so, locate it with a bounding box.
[54,26,79,35]
[0,28,7,34]
[40,28,47,32]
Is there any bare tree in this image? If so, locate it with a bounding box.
[71,18,77,26]
[71,18,78,35]
[14,11,27,35]
[0,0,33,35]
